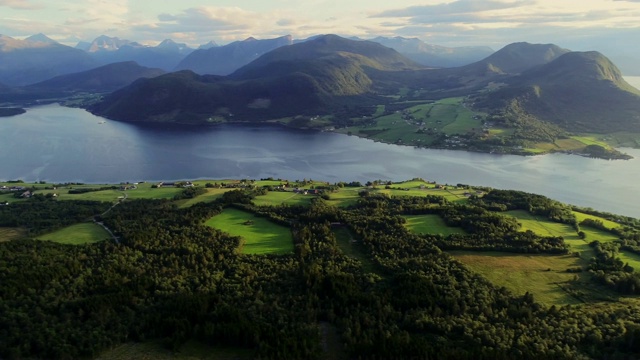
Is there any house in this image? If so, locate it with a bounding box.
[21,191,32,198]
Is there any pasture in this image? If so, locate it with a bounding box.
[175,187,231,208]
[505,210,619,244]
[205,208,293,255]
[252,191,314,207]
[36,222,111,245]
[333,97,484,147]
[403,214,466,236]
[450,210,640,305]
[573,211,621,229]
[450,251,614,306]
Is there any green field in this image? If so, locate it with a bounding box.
[205,208,293,255]
[253,191,314,206]
[450,251,614,306]
[334,97,484,147]
[449,210,638,305]
[573,211,622,229]
[506,210,619,243]
[403,214,466,236]
[175,188,232,208]
[36,222,111,245]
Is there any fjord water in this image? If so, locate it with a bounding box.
[2,103,640,218]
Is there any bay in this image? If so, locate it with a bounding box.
[1,103,640,218]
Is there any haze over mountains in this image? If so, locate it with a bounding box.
[0,34,97,86]
[0,33,499,86]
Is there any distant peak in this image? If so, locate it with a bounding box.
[244,37,257,42]
[25,33,57,44]
[198,40,219,50]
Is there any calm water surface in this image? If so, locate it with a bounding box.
[2,104,640,218]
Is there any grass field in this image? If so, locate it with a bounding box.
[333,97,484,147]
[531,135,617,154]
[0,227,26,241]
[253,191,314,206]
[506,210,619,244]
[450,210,640,305]
[573,211,622,230]
[36,222,111,245]
[175,188,231,208]
[95,340,253,360]
[404,214,466,236]
[450,251,615,306]
[205,208,293,255]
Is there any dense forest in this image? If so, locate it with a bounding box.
[1,187,640,359]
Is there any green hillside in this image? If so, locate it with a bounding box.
[476,51,640,133]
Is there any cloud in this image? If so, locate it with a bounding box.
[152,7,252,32]
[0,0,41,10]
[372,0,533,20]
[276,18,296,27]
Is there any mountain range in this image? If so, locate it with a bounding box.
[1,32,638,137]
[78,36,194,71]
[174,35,294,75]
[0,33,500,86]
[88,35,640,136]
[0,34,97,86]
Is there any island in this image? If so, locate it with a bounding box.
[1,178,640,359]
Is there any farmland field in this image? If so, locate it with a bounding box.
[450,251,615,305]
[403,214,466,236]
[573,211,622,229]
[333,97,484,147]
[205,208,293,255]
[252,191,314,206]
[450,210,640,304]
[36,222,111,245]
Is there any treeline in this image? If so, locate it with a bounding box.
[68,186,119,194]
[0,199,109,235]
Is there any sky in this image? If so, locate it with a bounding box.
[1,0,639,58]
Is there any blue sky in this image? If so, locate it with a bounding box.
[1,0,639,58]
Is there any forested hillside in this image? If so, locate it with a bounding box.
[1,182,640,359]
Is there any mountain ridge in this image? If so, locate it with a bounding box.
[27,61,166,92]
[475,51,640,132]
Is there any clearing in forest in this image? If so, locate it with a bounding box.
[36,222,111,245]
[206,208,293,255]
